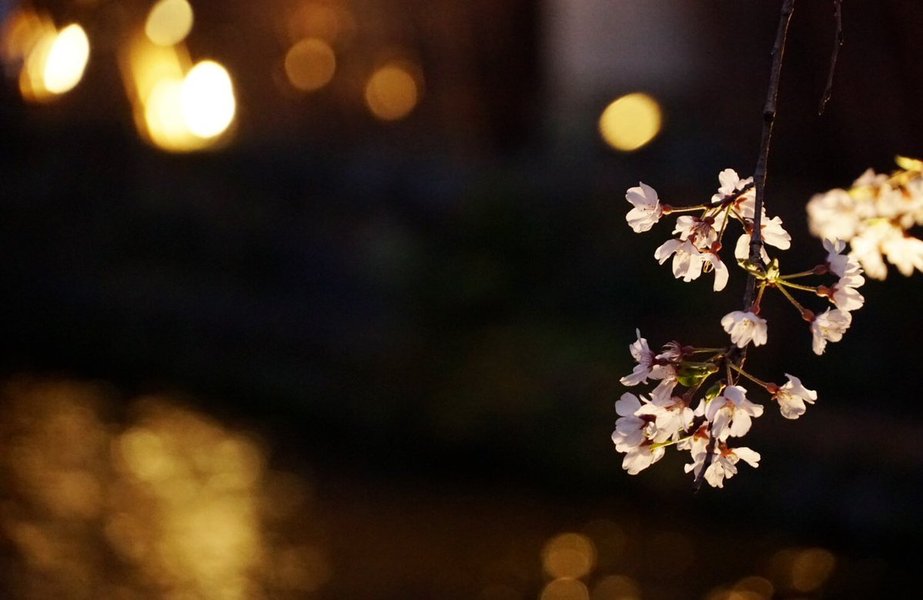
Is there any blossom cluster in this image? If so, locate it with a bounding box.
[807,156,923,279]
[613,331,815,488]
[627,169,791,292]
[613,169,866,488]
[627,169,865,356]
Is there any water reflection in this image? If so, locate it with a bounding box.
[0,378,325,599]
[0,377,887,598]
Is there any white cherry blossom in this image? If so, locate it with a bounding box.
[620,330,657,386]
[612,393,650,452]
[882,233,923,277]
[705,385,763,441]
[807,188,860,242]
[621,443,666,475]
[654,239,705,282]
[720,310,768,348]
[702,252,729,292]
[773,374,817,419]
[760,214,792,250]
[673,215,719,249]
[823,238,861,278]
[650,377,678,405]
[711,169,754,204]
[829,273,865,312]
[810,308,852,355]
[637,394,693,440]
[701,446,761,488]
[625,182,664,233]
[612,393,668,475]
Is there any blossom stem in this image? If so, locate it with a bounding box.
[751,281,767,313]
[776,282,810,316]
[727,362,771,391]
[651,436,690,451]
[780,269,821,280]
[777,280,818,293]
[665,205,709,213]
[714,205,733,245]
[688,347,727,355]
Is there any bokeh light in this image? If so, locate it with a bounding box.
[120,34,236,152]
[0,378,327,598]
[181,59,237,139]
[790,547,836,592]
[3,10,90,102]
[542,532,596,579]
[598,92,662,152]
[733,575,774,599]
[769,546,837,594]
[41,24,90,94]
[364,61,421,121]
[284,38,336,92]
[541,578,589,600]
[145,0,195,47]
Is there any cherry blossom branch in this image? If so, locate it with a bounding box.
[696,0,796,490]
[743,0,796,311]
[615,2,872,490]
[817,0,844,115]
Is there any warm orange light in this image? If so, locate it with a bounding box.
[145,0,194,47]
[599,92,662,152]
[284,38,336,92]
[0,379,328,597]
[365,61,421,121]
[541,578,589,600]
[542,532,596,579]
[43,24,90,94]
[591,575,641,600]
[120,34,235,152]
[8,15,90,102]
[790,548,836,592]
[181,60,236,139]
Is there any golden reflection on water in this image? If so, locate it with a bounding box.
[0,378,326,599]
[0,378,868,598]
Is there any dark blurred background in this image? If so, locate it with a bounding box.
[0,0,922,598]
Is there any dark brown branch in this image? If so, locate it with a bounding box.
[744,0,795,313]
[818,0,844,115]
[695,0,797,491]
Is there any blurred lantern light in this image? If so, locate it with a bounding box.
[733,575,774,599]
[365,61,421,121]
[8,13,90,102]
[42,24,90,94]
[542,532,596,580]
[181,60,236,139]
[144,76,190,150]
[599,92,662,152]
[121,33,236,153]
[284,38,336,92]
[541,578,589,600]
[145,0,194,47]
[790,548,836,592]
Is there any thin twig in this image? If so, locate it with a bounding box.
[818,0,844,115]
[745,0,795,307]
[695,0,797,491]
